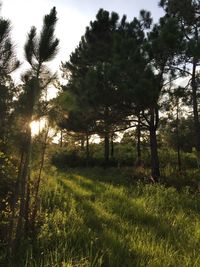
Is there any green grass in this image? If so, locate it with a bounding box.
[25,167,200,267]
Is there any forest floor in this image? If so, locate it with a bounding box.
[25,167,200,267]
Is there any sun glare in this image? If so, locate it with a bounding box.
[30,120,45,136]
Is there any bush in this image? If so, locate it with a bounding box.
[51,148,139,169]
[0,151,17,262]
[0,151,17,198]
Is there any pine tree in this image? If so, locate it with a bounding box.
[61,9,126,166]
[160,0,200,161]
[0,13,20,151]
[14,6,59,251]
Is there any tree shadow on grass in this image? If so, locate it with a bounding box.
[72,168,200,215]
[57,177,152,267]
[66,168,138,187]
[55,175,198,266]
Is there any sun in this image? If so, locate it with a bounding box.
[30,120,45,136]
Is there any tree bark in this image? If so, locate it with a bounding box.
[104,106,110,167]
[110,134,114,159]
[24,174,30,235]
[176,100,181,172]
[15,73,40,247]
[14,126,32,248]
[149,107,160,182]
[60,129,63,148]
[191,60,200,157]
[136,113,142,166]
[86,133,90,167]
[104,132,110,167]
[31,125,49,232]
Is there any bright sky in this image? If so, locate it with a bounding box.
[1,0,163,96]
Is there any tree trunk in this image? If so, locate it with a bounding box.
[81,137,84,150]
[176,100,181,172]
[24,174,30,235]
[60,129,63,148]
[150,127,160,182]
[14,126,32,249]
[177,141,181,172]
[149,108,160,182]
[136,113,141,166]
[110,134,114,159]
[191,60,200,159]
[104,132,110,167]
[104,106,110,167]
[14,74,39,247]
[31,125,49,232]
[86,133,90,167]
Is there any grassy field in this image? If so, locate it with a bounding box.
[24,167,200,267]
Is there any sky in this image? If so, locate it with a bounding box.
[1,0,164,92]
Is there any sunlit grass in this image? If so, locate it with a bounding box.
[22,167,200,267]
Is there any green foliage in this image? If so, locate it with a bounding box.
[0,151,17,262]
[0,12,19,150]
[0,151,17,197]
[0,15,19,76]
[38,7,59,62]
[159,148,198,169]
[60,9,128,140]
[51,148,118,168]
[51,140,199,171]
[0,76,18,150]
[160,115,196,153]
[25,7,59,67]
